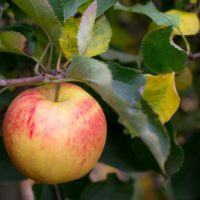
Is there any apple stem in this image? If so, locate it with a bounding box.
[54,83,61,102]
[54,52,63,102]
[53,185,62,200]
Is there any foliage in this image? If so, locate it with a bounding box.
[0,0,200,199]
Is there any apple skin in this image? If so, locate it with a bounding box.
[3,83,107,184]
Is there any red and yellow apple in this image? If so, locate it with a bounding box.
[3,83,107,184]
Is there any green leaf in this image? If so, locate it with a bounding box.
[140,100,170,172]
[0,31,28,55]
[79,0,114,17]
[165,122,183,176]
[115,1,179,27]
[141,26,187,73]
[68,56,170,172]
[61,0,87,20]
[12,0,62,41]
[80,174,134,200]
[85,15,112,57]
[48,0,64,23]
[96,0,115,17]
[68,57,145,135]
[34,28,50,61]
[62,0,115,20]
[101,136,161,173]
[100,116,161,172]
[78,1,97,55]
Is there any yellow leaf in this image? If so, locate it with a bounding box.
[143,73,180,124]
[59,17,81,60]
[85,15,112,57]
[166,10,200,35]
[59,2,112,60]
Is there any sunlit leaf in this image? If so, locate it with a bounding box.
[59,17,80,59]
[143,73,180,123]
[78,0,97,55]
[85,15,112,57]
[60,2,112,59]
[78,1,112,57]
[166,10,200,35]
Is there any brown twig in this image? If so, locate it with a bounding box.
[0,68,68,89]
[0,76,45,87]
[189,52,200,60]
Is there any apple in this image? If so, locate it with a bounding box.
[3,83,107,184]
